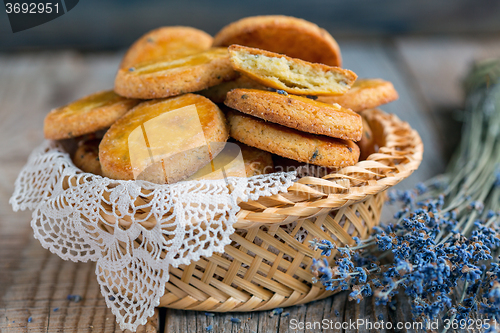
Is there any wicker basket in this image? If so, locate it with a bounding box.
[156,108,423,312]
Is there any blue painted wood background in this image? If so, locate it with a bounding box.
[1,0,500,51]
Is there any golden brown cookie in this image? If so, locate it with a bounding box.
[226,110,359,168]
[213,15,342,66]
[44,90,140,140]
[225,89,362,141]
[73,138,103,176]
[120,26,213,69]
[198,75,265,103]
[318,79,398,112]
[99,94,229,184]
[228,45,357,95]
[114,48,239,99]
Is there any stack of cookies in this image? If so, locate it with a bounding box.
[43,15,399,184]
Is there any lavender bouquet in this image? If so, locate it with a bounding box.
[311,59,500,332]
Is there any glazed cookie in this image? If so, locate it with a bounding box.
[114,48,239,99]
[120,26,213,69]
[44,90,140,140]
[99,94,229,184]
[198,75,265,103]
[213,15,342,66]
[225,89,362,141]
[226,110,359,168]
[318,79,399,112]
[228,45,356,96]
[73,138,103,176]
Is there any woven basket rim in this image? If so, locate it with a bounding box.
[234,108,423,228]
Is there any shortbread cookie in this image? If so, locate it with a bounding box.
[225,89,362,141]
[44,90,140,140]
[120,26,213,69]
[213,15,342,66]
[318,79,398,112]
[226,110,359,168]
[114,48,238,99]
[99,94,229,184]
[229,45,357,96]
[73,138,103,176]
[198,75,265,103]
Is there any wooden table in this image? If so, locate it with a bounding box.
[1,36,500,332]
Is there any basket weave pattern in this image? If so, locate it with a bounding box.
[158,109,423,311]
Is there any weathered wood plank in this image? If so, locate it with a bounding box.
[278,303,307,333]
[396,37,500,109]
[322,292,348,333]
[396,37,500,161]
[0,238,159,332]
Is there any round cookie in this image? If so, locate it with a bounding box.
[228,45,356,96]
[99,94,229,184]
[73,138,103,176]
[225,89,362,141]
[120,26,213,69]
[44,90,140,140]
[213,15,342,67]
[318,79,399,112]
[226,110,359,168]
[114,47,238,99]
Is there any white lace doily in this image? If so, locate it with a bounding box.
[10,141,296,331]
